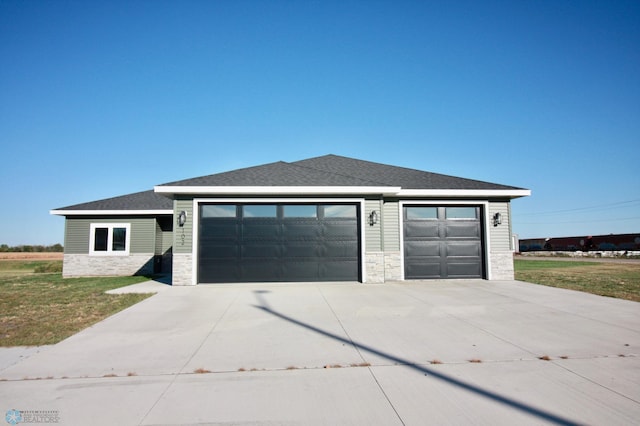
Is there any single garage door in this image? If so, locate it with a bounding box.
[403,206,484,279]
[198,203,360,283]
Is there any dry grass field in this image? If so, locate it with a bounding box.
[0,252,63,260]
[0,255,151,347]
[515,259,640,302]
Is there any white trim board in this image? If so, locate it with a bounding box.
[155,186,529,199]
[50,210,173,216]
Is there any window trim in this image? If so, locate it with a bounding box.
[89,223,131,256]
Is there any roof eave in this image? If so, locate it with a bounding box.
[396,189,531,199]
[154,186,530,199]
[154,186,403,196]
[50,209,174,216]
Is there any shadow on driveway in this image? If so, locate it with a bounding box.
[252,289,581,426]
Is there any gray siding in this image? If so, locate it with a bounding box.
[365,199,382,252]
[155,221,163,255]
[173,198,193,254]
[64,217,157,254]
[162,229,173,253]
[488,201,512,251]
[382,200,400,251]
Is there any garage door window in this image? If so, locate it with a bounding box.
[283,205,317,218]
[243,205,277,218]
[406,207,438,220]
[445,207,477,219]
[202,205,237,218]
[323,205,357,218]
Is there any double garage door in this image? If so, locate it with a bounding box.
[404,206,484,279]
[198,203,360,283]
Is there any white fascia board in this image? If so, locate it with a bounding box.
[396,189,531,198]
[154,186,402,196]
[50,209,173,216]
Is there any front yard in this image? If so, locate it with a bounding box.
[0,260,152,346]
[514,259,640,302]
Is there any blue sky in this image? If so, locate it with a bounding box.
[1,0,638,245]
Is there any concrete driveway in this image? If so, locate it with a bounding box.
[0,280,638,425]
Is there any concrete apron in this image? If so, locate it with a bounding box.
[0,280,638,425]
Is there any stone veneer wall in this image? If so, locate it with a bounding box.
[62,254,154,278]
[384,251,402,281]
[365,252,385,283]
[172,253,193,286]
[489,251,515,280]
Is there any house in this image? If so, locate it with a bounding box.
[51,155,530,284]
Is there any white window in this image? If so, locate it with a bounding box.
[89,223,131,255]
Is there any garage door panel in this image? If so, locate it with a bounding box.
[283,243,320,257]
[282,261,321,280]
[242,223,281,239]
[199,262,240,283]
[447,262,482,278]
[323,222,358,238]
[445,223,481,238]
[199,222,239,239]
[321,261,358,280]
[445,242,481,257]
[404,206,484,279]
[283,223,322,239]
[199,244,239,258]
[241,244,280,258]
[323,241,359,257]
[405,261,441,279]
[405,241,441,257]
[241,261,281,281]
[404,222,440,238]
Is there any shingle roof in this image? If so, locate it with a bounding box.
[159,154,523,190]
[159,160,384,187]
[53,190,172,212]
[292,155,521,190]
[54,155,527,213]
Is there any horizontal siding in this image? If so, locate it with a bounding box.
[162,230,173,253]
[382,200,400,251]
[64,217,157,254]
[155,221,162,255]
[173,198,193,254]
[365,199,382,252]
[131,219,156,253]
[488,201,512,251]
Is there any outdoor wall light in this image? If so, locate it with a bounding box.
[178,211,187,227]
[493,212,502,226]
[369,210,379,226]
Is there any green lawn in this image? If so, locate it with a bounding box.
[0,263,152,346]
[514,259,640,302]
[0,260,62,274]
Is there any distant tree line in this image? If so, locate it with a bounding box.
[0,244,63,252]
